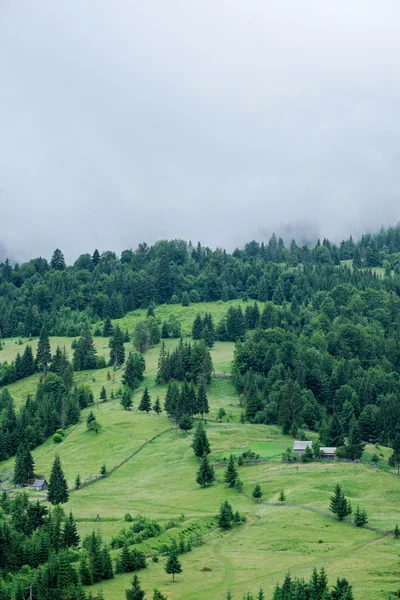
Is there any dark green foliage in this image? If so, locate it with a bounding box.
[192,422,210,458]
[36,326,51,372]
[50,248,66,270]
[196,454,215,487]
[121,387,133,410]
[390,434,400,474]
[346,417,364,460]
[117,545,147,573]
[217,500,236,529]
[73,328,97,371]
[47,454,69,505]
[126,574,146,600]
[14,443,35,485]
[252,484,263,501]
[224,454,237,487]
[155,339,213,387]
[353,505,368,527]
[152,590,168,600]
[329,483,352,521]
[138,386,152,413]
[123,352,146,390]
[270,568,353,600]
[100,386,107,400]
[153,397,162,414]
[109,325,125,366]
[103,316,114,337]
[63,512,80,547]
[165,547,182,581]
[178,414,193,431]
[394,524,400,538]
[197,383,209,418]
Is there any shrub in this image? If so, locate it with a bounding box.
[124,513,133,522]
[53,433,63,444]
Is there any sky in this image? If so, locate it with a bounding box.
[1,0,400,263]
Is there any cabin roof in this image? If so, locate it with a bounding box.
[320,447,336,454]
[32,479,46,486]
[293,441,313,450]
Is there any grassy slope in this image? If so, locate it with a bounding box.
[2,305,400,598]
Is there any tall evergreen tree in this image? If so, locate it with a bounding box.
[126,574,146,600]
[47,454,69,505]
[122,352,146,390]
[224,454,238,487]
[92,249,100,266]
[73,328,97,371]
[21,344,35,377]
[63,512,80,547]
[153,397,162,414]
[329,483,352,521]
[197,383,209,418]
[192,421,211,458]
[36,326,51,373]
[138,386,152,413]
[103,316,114,337]
[14,443,35,485]
[192,314,203,339]
[50,249,66,270]
[109,325,125,366]
[165,547,182,582]
[196,454,215,487]
[121,387,133,410]
[346,417,364,460]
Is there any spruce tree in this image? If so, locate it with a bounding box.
[126,574,146,600]
[100,386,107,401]
[36,326,51,373]
[47,454,69,505]
[353,505,368,527]
[279,489,286,502]
[152,590,168,600]
[252,483,263,501]
[329,483,352,521]
[138,386,152,413]
[153,397,162,414]
[123,352,145,390]
[197,383,209,419]
[217,500,234,529]
[50,249,66,270]
[92,249,101,266]
[192,421,211,458]
[165,548,182,582]
[21,344,35,377]
[73,328,97,371]
[103,316,114,337]
[156,341,170,385]
[346,418,364,460]
[121,387,133,410]
[14,443,35,485]
[75,474,81,489]
[196,454,215,487]
[224,454,238,487]
[192,314,203,339]
[63,512,80,547]
[109,325,125,366]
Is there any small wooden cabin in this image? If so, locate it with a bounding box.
[320,447,336,460]
[31,478,48,491]
[293,441,313,456]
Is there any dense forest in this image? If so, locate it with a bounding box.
[1,226,400,338]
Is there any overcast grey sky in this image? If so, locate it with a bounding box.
[1,0,400,262]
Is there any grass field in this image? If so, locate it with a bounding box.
[2,305,400,599]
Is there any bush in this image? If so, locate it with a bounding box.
[56,429,65,437]
[124,513,133,522]
[335,446,347,459]
[53,433,63,444]
[96,356,107,369]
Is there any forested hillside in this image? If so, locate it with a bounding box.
[2,226,400,338]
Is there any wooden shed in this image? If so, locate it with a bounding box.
[293,441,313,456]
[31,478,48,491]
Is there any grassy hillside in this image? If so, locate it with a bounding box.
[2,302,400,599]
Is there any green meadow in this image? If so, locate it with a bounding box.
[2,306,400,599]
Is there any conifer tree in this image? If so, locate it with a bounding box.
[346,417,364,460]
[394,524,400,538]
[197,383,209,419]
[156,341,170,385]
[14,443,35,485]
[109,325,125,366]
[217,500,234,529]
[73,328,97,371]
[47,454,69,505]
[138,386,152,413]
[165,548,182,582]
[80,552,93,585]
[63,512,80,547]
[75,474,81,489]
[36,325,51,373]
[279,489,286,502]
[192,314,203,339]
[126,574,146,600]
[196,454,215,487]
[21,344,35,377]
[252,484,263,501]
[353,505,368,527]
[51,248,66,270]
[153,397,162,414]
[121,386,133,410]
[224,454,238,487]
[100,386,107,401]
[329,483,352,521]
[123,352,146,390]
[152,590,168,600]
[103,316,114,337]
[92,249,100,266]
[192,421,211,458]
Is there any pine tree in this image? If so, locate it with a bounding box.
[165,548,182,582]
[50,248,66,270]
[353,505,368,527]
[329,483,351,521]
[109,325,125,366]
[197,383,209,419]
[346,417,364,460]
[192,314,203,340]
[224,454,238,487]
[217,500,234,529]
[121,387,133,410]
[192,422,211,458]
[196,454,215,487]
[21,344,35,377]
[138,386,152,413]
[252,484,263,501]
[126,574,146,600]
[156,341,170,385]
[80,553,93,585]
[92,249,100,266]
[103,316,114,337]
[14,443,35,485]
[100,386,107,401]
[279,489,286,502]
[63,512,80,547]
[394,524,400,538]
[153,397,162,414]
[47,454,69,505]
[73,328,97,371]
[75,474,81,489]
[152,590,168,600]
[36,325,51,372]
